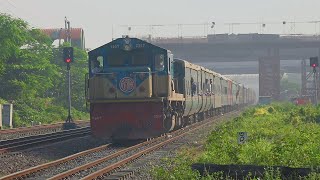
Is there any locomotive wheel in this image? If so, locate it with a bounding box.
[164,114,176,132]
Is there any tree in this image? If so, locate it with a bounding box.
[0,14,89,127]
[0,14,63,126]
[0,15,57,100]
[0,14,29,75]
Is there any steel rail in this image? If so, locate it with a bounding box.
[51,112,238,180]
[0,144,111,180]
[48,118,208,179]
[47,136,168,180]
[81,116,220,180]
[0,120,89,134]
[0,127,91,154]
[0,127,90,146]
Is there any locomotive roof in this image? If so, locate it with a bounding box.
[174,58,201,70]
[89,37,170,55]
[174,59,243,85]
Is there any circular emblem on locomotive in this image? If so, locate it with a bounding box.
[119,77,135,93]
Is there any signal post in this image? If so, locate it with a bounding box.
[310,57,319,105]
[303,57,320,105]
[63,47,76,129]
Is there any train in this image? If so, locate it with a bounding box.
[85,37,256,140]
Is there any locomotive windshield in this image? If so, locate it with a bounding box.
[90,56,103,74]
[107,50,149,67]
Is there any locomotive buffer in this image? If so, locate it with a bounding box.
[62,47,76,129]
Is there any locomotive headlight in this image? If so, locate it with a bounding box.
[124,44,131,51]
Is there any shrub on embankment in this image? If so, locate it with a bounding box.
[0,14,89,127]
[152,103,320,179]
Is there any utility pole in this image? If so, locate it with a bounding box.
[65,17,71,44]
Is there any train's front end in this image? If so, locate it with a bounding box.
[86,37,172,140]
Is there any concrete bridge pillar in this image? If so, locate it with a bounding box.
[259,48,280,100]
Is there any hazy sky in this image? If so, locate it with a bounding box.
[1,0,320,48]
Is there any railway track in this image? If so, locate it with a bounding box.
[0,127,91,154]
[0,120,88,135]
[80,112,239,180]
[0,111,239,180]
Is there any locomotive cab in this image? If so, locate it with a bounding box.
[87,37,175,101]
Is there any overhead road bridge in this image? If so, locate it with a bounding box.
[150,34,320,62]
[148,33,320,101]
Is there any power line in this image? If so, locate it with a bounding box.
[5,0,17,9]
[2,0,39,28]
[0,0,18,17]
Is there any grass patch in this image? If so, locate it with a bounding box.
[151,103,320,179]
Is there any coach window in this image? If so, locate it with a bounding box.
[155,54,165,71]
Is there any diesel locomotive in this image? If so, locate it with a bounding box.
[85,37,256,140]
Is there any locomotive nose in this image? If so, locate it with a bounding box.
[88,67,152,100]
